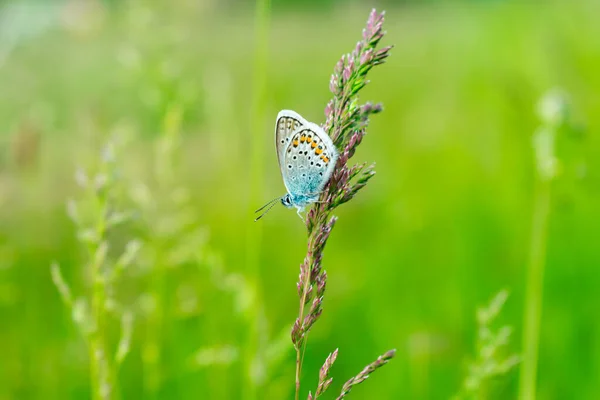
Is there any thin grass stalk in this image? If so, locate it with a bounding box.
[244,0,271,398]
[141,106,182,398]
[142,259,164,399]
[87,158,113,400]
[519,179,551,399]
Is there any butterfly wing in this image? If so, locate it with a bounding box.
[280,121,339,203]
[275,110,309,166]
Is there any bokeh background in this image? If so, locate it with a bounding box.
[0,0,599,399]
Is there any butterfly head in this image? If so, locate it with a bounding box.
[281,193,294,208]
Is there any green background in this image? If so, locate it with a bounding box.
[0,0,598,399]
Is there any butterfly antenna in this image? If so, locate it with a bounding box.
[254,200,279,221]
[254,196,282,213]
[254,196,284,221]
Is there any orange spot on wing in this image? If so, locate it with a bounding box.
[315,148,323,155]
[300,134,306,143]
[311,142,317,149]
[306,137,312,143]
[293,139,299,147]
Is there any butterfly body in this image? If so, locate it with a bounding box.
[280,192,319,211]
[255,110,339,220]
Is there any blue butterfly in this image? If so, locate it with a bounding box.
[255,110,339,221]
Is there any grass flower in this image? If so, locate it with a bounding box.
[291,9,395,399]
[52,133,140,400]
[455,290,519,399]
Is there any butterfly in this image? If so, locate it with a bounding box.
[255,110,339,221]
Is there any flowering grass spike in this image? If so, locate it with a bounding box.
[291,9,395,400]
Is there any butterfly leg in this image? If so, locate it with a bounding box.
[296,208,304,220]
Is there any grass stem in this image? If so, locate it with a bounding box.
[519,179,551,400]
[295,276,312,400]
[88,160,113,400]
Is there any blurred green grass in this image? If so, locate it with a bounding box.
[0,0,599,399]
